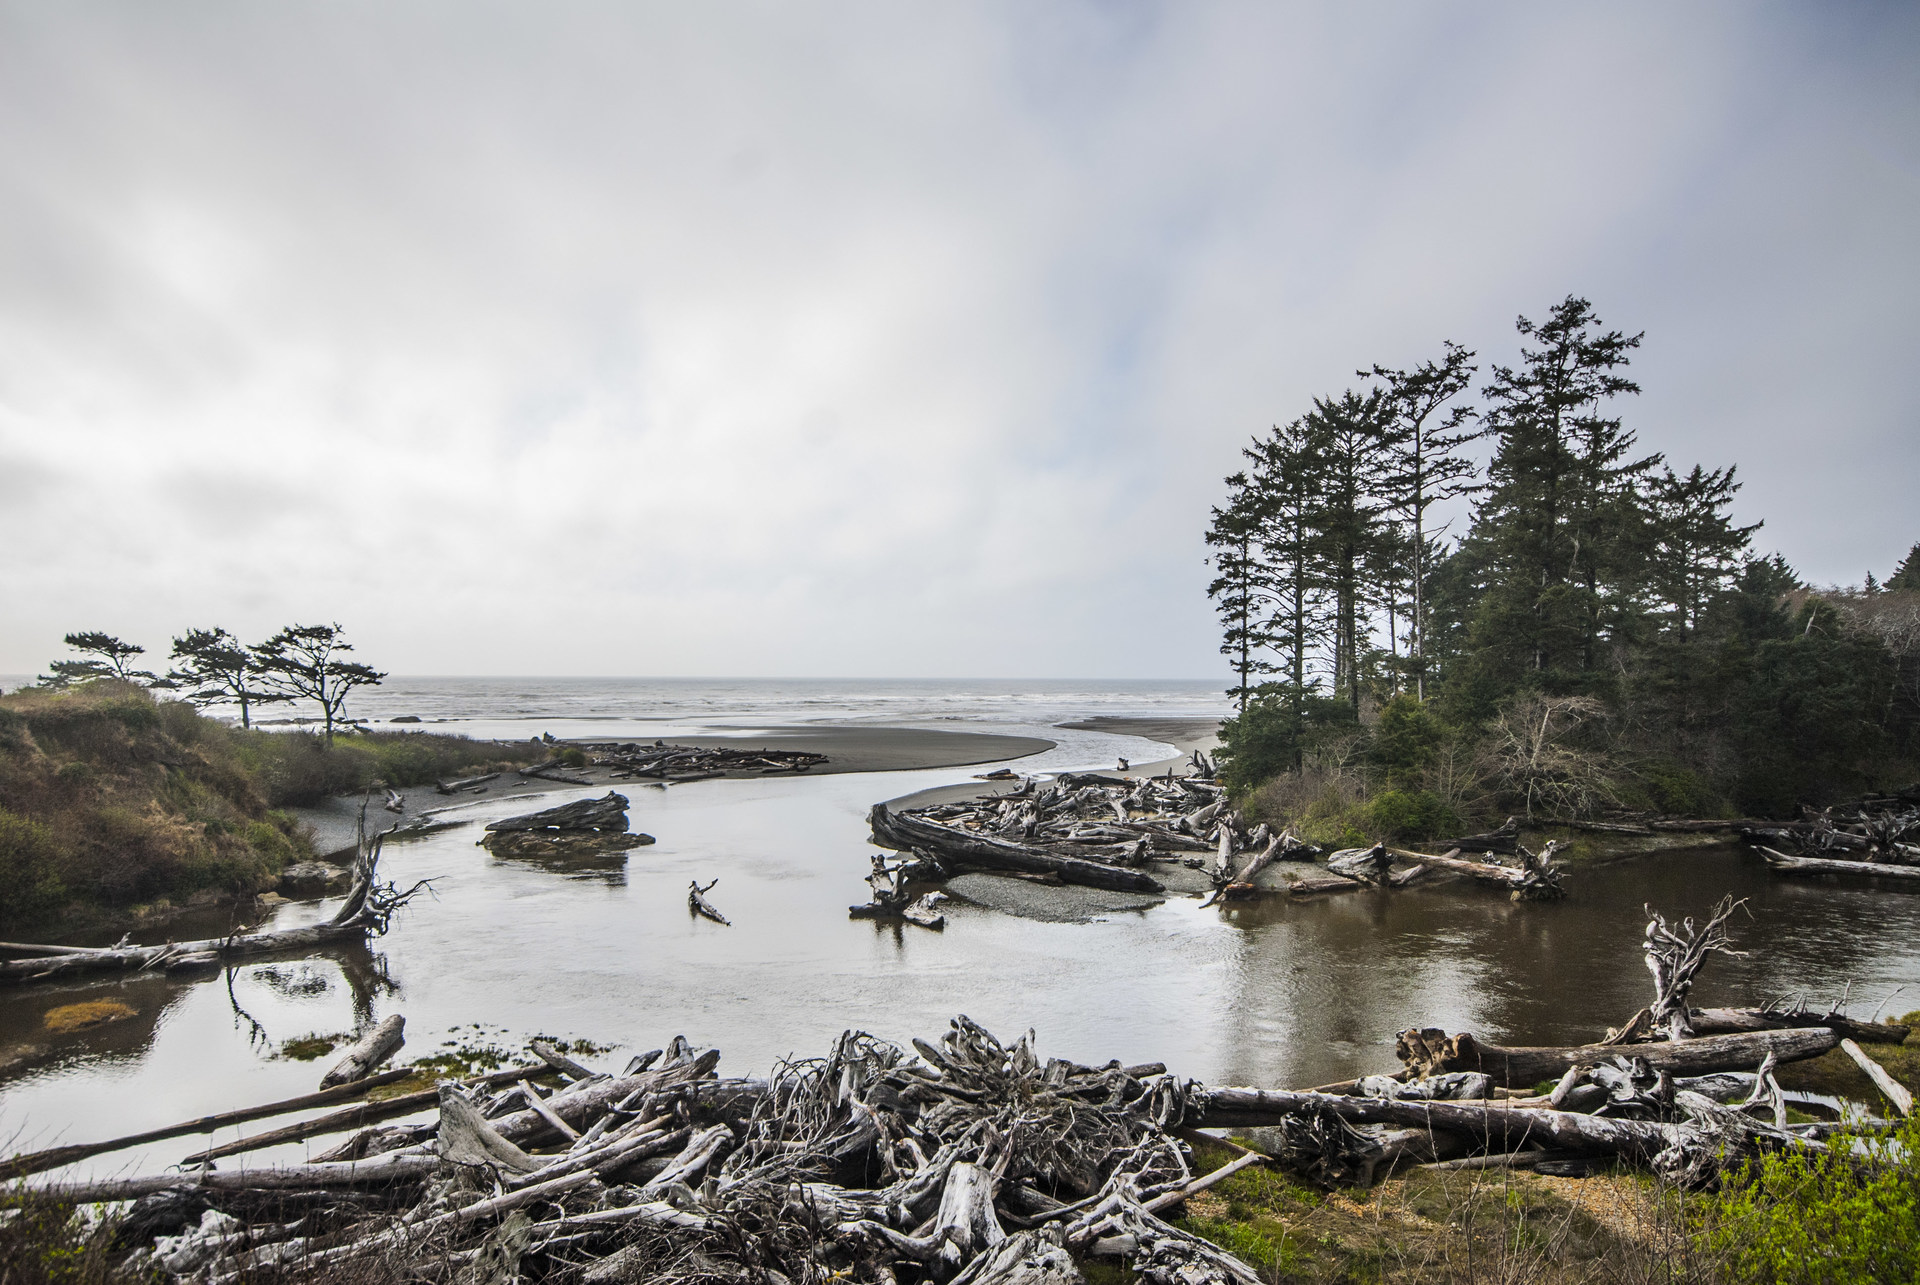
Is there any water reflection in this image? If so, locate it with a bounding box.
[3,759,1919,1180]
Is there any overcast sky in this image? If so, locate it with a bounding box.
[2,3,1915,680]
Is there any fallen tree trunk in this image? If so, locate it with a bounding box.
[0,1066,418,1181]
[436,772,500,794]
[320,1014,406,1089]
[1393,1025,1839,1088]
[869,804,1164,894]
[1688,1006,1910,1045]
[1,919,369,984]
[1758,846,1920,881]
[1387,844,1566,900]
[21,1151,437,1204]
[1187,1087,1673,1155]
[179,1062,551,1164]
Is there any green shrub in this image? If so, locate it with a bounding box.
[1710,1113,1920,1283]
[558,746,589,768]
[0,808,69,923]
[1362,789,1461,842]
[1368,694,1447,787]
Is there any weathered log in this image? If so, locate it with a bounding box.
[870,804,1164,894]
[1287,872,1367,896]
[1393,1025,1838,1088]
[178,1062,551,1164]
[15,1152,437,1204]
[487,791,630,833]
[1688,1006,1910,1045]
[1387,843,1566,900]
[688,878,731,926]
[436,773,500,794]
[1759,845,1920,880]
[1840,1039,1913,1116]
[0,1066,417,1181]
[319,1014,405,1089]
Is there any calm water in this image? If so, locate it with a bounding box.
[3,679,1917,1180]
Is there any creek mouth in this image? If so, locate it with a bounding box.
[2,729,1917,1180]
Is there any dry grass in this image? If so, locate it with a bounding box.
[1169,1137,1733,1284]
[41,1000,136,1033]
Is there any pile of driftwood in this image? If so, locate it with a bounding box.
[0,807,425,986]
[1744,790,1920,883]
[583,742,830,783]
[482,792,656,859]
[860,777,1570,920]
[10,898,1908,1285]
[864,773,1234,902]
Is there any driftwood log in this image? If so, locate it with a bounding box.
[869,804,1165,894]
[1394,1026,1839,1089]
[486,792,633,834]
[319,1014,406,1089]
[688,879,731,926]
[1759,845,1920,882]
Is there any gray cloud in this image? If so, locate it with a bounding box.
[0,2,1915,677]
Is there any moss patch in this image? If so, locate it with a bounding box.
[42,1000,136,1033]
[277,1031,348,1061]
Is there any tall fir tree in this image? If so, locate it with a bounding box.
[1460,297,1652,697]
[1367,341,1481,700]
[1204,472,1276,712]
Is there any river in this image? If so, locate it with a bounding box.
[2,679,1917,1180]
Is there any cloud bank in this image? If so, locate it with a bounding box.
[2,2,1915,677]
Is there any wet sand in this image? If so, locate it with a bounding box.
[295,725,1056,857]
[883,714,1221,811]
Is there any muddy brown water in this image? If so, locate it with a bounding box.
[4,756,1919,1179]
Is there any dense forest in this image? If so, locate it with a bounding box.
[1207,296,1919,839]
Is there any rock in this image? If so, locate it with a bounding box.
[390,715,422,723]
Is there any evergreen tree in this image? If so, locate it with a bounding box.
[1204,473,1277,713]
[1646,465,1760,640]
[168,628,290,729]
[1367,341,1481,700]
[1299,388,1395,717]
[255,624,386,746]
[1460,297,1651,696]
[39,632,158,688]
[1890,543,1920,592]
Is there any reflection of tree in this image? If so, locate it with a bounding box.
[222,943,399,1050]
[337,946,398,1030]
[225,965,272,1051]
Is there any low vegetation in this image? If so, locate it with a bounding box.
[0,680,540,932]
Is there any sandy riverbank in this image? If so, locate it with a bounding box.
[293,725,1058,857]
[882,715,1222,811]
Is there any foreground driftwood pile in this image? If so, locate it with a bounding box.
[861,772,1571,916]
[11,897,1908,1285]
[1744,789,1920,883]
[0,812,423,986]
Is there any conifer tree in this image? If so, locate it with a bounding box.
[1646,465,1760,640]
[1368,341,1481,699]
[1464,297,1651,690]
[1205,473,1276,713]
